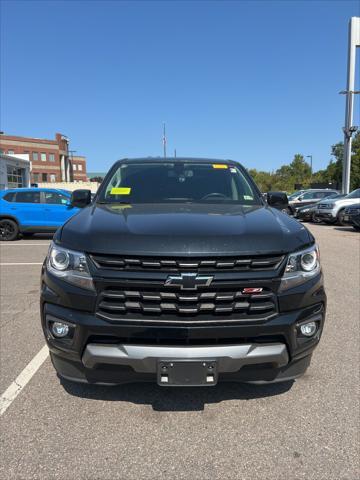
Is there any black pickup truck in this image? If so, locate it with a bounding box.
[40,158,326,386]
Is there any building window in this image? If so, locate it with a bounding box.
[8,150,15,155]
[49,153,55,162]
[33,173,40,183]
[50,174,56,182]
[42,173,48,182]
[33,152,39,161]
[41,152,47,162]
[7,165,25,188]
[73,164,77,171]
[78,164,83,171]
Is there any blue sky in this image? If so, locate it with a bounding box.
[1,0,359,173]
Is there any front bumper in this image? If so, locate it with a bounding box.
[295,211,313,221]
[50,342,312,386]
[316,209,336,221]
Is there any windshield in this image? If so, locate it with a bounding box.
[323,193,338,200]
[345,188,360,199]
[288,190,303,200]
[99,162,261,205]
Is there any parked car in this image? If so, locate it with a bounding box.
[315,188,360,224]
[287,189,339,215]
[342,204,360,231]
[0,188,79,241]
[294,194,345,223]
[41,157,326,387]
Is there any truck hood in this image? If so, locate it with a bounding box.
[58,203,312,256]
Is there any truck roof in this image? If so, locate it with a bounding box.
[115,157,238,165]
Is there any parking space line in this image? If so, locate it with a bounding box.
[0,243,50,246]
[0,263,43,266]
[0,345,49,416]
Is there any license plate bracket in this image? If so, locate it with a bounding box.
[157,360,218,386]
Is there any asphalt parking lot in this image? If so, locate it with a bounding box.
[0,224,359,480]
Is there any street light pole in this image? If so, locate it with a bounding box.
[341,17,360,194]
[163,123,167,159]
[68,150,76,182]
[340,90,359,194]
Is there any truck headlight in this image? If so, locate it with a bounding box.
[47,243,94,290]
[280,244,320,291]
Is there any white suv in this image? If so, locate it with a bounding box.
[316,188,360,224]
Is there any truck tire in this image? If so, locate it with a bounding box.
[0,218,19,241]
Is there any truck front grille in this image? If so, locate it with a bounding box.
[96,284,277,324]
[90,254,285,273]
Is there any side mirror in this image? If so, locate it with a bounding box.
[267,191,288,209]
[70,189,92,208]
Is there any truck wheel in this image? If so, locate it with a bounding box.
[0,219,19,241]
[353,226,360,232]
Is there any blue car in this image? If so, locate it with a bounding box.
[0,188,79,241]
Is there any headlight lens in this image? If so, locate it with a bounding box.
[47,243,94,290]
[50,248,70,271]
[300,250,317,271]
[280,244,320,291]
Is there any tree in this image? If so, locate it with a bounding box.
[273,154,312,191]
[289,154,312,182]
[247,133,360,193]
[350,131,360,190]
[316,131,360,190]
[248,169,274,192]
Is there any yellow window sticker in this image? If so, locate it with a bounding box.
[212,164,228,169]
[110,187,131,195]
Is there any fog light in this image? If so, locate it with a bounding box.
[300,321,317,337]
[51,322,69,338]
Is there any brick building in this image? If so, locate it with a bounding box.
[0,132,87,183]
[71,155,87,181]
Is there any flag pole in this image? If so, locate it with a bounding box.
[163,123,167,159]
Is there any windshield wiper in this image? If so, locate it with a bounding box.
[163,198,194,202]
